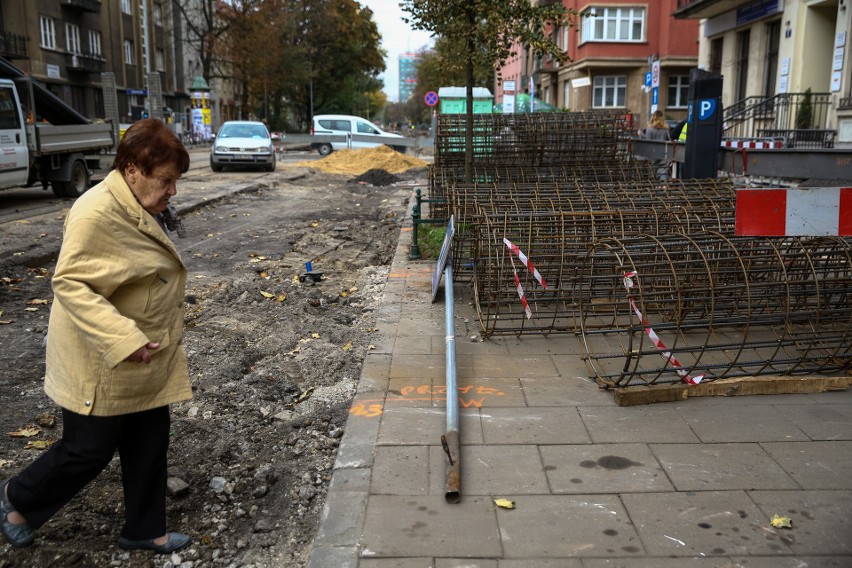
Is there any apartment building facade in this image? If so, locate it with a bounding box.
[496,0,700,126]
[676,0,852,145]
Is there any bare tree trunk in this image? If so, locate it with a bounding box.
[464,4,475,184]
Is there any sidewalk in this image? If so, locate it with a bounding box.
[307,202,852,567]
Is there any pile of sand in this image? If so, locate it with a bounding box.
[293,145,428,175]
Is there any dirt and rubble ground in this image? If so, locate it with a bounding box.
[0,150,428,568]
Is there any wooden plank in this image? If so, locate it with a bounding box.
[613,375,852,407]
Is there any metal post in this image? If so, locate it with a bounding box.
[443,261,460,503]
[409,189,422,260]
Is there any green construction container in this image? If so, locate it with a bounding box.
[438,87,493,114]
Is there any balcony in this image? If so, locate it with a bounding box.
[674,0,753,20]
[60,0,102,12]
[0,31,28,59]
[66,52,106,73]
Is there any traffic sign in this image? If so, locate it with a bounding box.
[651,61,660,88]
[424,91,438,107]
[645,72,652,87]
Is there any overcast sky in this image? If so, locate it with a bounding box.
[359,0,433,102]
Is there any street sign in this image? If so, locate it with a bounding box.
[424,91,438,107]
[651,61,660,88]
[645,72,652,87]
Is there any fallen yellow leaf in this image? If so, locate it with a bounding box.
[311,333,320,339]
[26,440,54,450]
[276,293,287,303]
[342,342,352,351]
[27,298,51,305]
[24,307,39,312]
[8,427,40,438]
[494,498,515,509]
[771,515,792,529]
[259,291,274,299]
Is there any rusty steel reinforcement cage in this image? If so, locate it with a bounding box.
[471,199,739,337]
[427,161,660,219]
[577,233,852,387]
[450,178,737,287]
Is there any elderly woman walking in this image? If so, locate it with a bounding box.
[1,119,193,553]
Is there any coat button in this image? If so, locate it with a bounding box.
[85,401,91,406]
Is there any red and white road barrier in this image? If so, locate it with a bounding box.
[735,187,852,236]
[721,139,784,149]
[622,271,706,385]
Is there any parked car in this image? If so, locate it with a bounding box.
[310,114,405,156]
[210,121,275,172]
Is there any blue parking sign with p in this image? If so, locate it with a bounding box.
[645,72,652,87]
[698,98,717,121]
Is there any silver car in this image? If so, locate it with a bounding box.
[210,121,276,172]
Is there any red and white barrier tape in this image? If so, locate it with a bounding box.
[622,271,706,385]
[509,253,532,319]
[503,238,548,289]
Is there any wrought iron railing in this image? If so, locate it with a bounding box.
[723,92,835,148]
[839,96,852,111]
[0,31,28,59]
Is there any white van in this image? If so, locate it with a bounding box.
[310,114,404,156]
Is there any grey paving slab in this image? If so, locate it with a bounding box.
[675,404,810,443]
[495,494,643,557]
[307,545,359,568]
[472,354,559,377]
[540,444,674,493]
[727,557,852,567]
[760,440,852,489]
[360,495,502,558]
[329,467,372,493]
[377,405,483,446]
[428,444,549,495]
[311,485,368,547]
[582,559,734,567]
[480,407,591,445]
[520,377,614,407]
[452,377,527,408]
[620,491,793,556]
[579,405,702,444]
[498,560,582,567]
[334,397,382,469]
[359,559,434,568]
[551,354,595,378]
[387,377,436,407]
[371,445,430,495]
[390,354,476,379]
[504,335,580,356]
[780,403,852,440]
[650,443,799,491]
[358,353,392,394]
[747,490,852,555]
[456,337,512,356]
[436,559,498,567]
[395,335,437,355]
[808,389,852,404]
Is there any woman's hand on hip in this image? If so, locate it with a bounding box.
[126,342,161,364]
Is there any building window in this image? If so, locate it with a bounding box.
[88,30,102,57]
[593,75,626,108]
[709,38,723,76]
[124,40,134,65]
[156,49,165,71]
[65,23,81,54]
[154,3,163,26]
[667,75,689,108]
[40,16,56,50]
[735,29,750,102]
[582,7,644,42]
[563,80,571,110]
[121,0,131,14]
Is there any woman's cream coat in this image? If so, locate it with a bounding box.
[44,170,192,416]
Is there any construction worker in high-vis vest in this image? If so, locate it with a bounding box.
[678,121,688,142]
